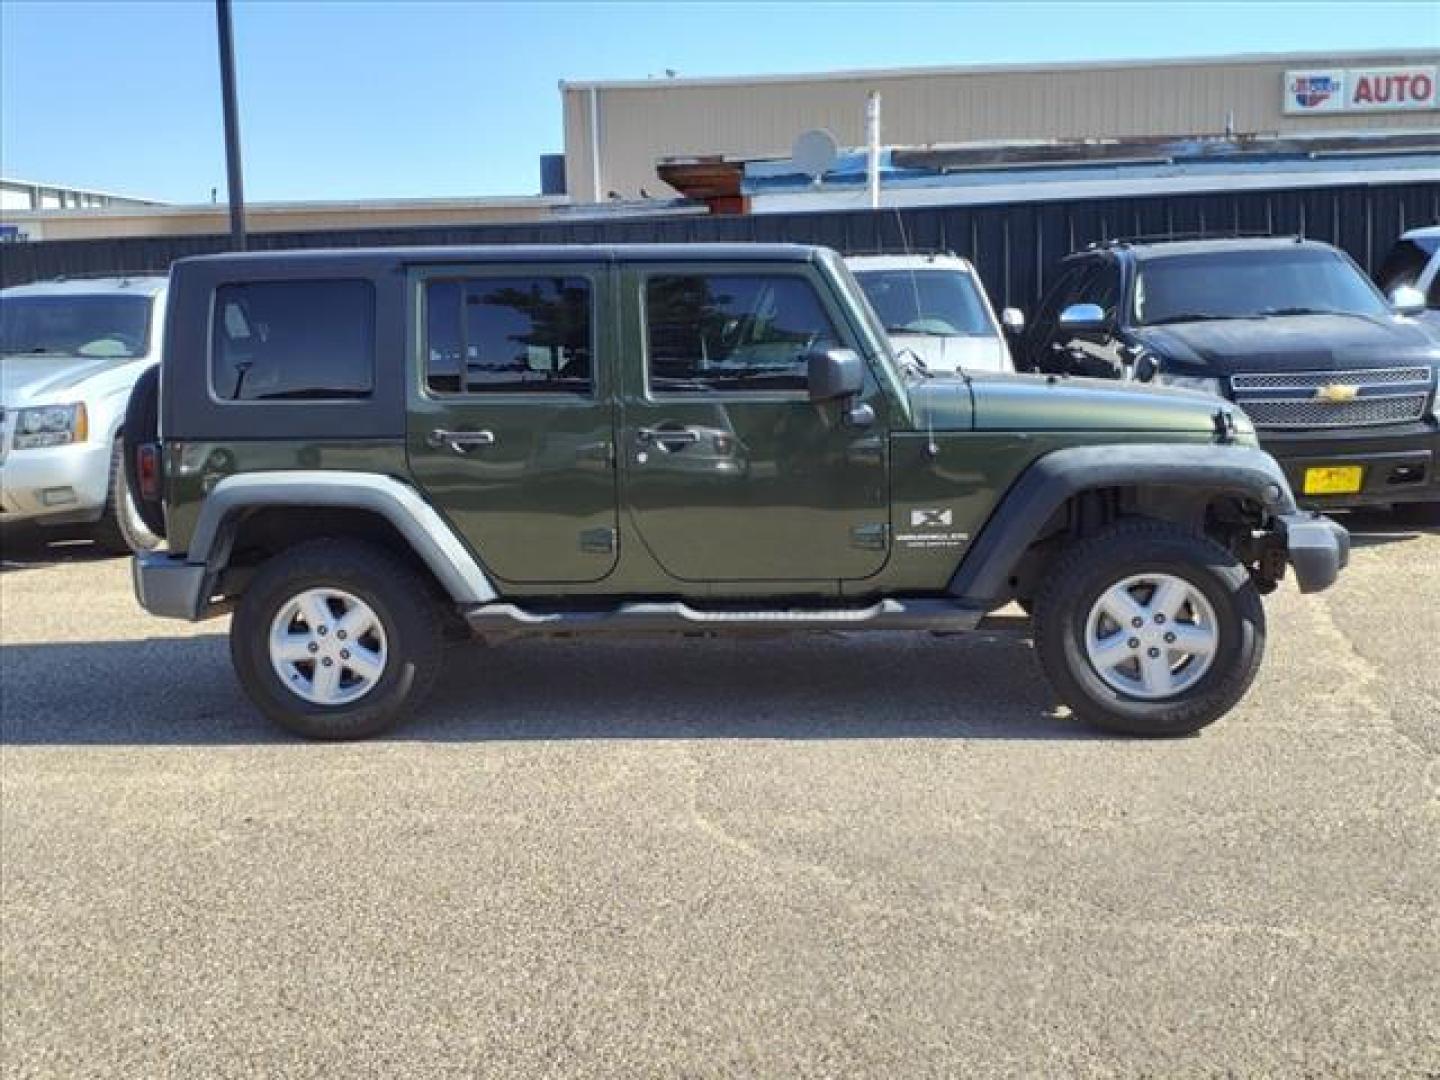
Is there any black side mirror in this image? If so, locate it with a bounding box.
[807,347,864,402]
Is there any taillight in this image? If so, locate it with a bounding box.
[136,443,161,502]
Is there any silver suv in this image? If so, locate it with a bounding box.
[1,276,166,552]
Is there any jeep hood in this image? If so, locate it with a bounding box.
[911,372,1234,434]
[1136,313,1440,377]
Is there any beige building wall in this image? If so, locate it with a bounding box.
[563,50,1440,201]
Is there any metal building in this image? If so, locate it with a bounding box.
[0,177,160,213]
[562,50,1440,201]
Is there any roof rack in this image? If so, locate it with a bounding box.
[44,270,166,284]
[1086,231,1303,250]
[843,246,959,259]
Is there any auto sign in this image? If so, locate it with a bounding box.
[1284,66,1440,114]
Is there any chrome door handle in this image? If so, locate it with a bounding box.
[428,428,496,454]
[636,426,700,446]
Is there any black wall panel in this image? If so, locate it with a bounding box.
[3,182,1437,316]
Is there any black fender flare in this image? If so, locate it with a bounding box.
[946,443,1296,605]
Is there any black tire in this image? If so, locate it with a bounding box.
[1032,520,1265,737]
[230,539,445,740]
[93,440,162,555]
[122,364,167,539]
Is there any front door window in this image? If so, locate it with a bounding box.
[645,274,837,394]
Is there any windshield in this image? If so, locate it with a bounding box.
[854,268,993,337]
[1134,249,1389,325]
[0,294,153,359]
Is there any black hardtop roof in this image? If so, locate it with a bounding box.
[1072,237,1340,263]
[173,242,827,273]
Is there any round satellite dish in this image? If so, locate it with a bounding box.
[791,128,839,182]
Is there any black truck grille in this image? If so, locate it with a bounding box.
[1229,367,1434,429]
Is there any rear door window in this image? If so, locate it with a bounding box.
[423,276,592,394]
[212,280,374,401]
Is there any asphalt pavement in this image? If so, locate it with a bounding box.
[1,515,1436,1078]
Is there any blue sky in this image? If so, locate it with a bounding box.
[1,1,1434,204]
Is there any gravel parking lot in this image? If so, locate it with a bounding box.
[2,516,1437,1078]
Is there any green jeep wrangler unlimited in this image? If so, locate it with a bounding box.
[127,244,1348,740]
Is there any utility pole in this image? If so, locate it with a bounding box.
[865,92,881,210]
[215,0,247,250]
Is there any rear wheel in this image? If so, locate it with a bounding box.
[230,540,445,739]
[1032,520,1265,737]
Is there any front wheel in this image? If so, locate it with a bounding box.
[1032,521,1265,737]
[230,540,445,739]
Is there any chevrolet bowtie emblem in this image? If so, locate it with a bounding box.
[1315,383,1359,404]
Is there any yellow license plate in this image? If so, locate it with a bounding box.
[1303,465,1364,495]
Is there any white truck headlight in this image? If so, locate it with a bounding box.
[12,403,88,450]
[1156,373,1224,397]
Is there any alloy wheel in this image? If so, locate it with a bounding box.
[268,587,389,706]
[1083,573,1219,700]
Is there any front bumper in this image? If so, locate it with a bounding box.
[1259,421,1440,509]
[1274,511,1350,594]
[132,552,210,620]
[0,439,113,526]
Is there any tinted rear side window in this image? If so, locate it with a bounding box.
[424,276,592,394]
[212,280,374,401]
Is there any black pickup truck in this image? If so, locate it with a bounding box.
[1018,237,1440,516]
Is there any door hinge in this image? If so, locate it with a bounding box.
[580,527,617,554]
[850,523,889,551]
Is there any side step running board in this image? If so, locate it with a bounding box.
[463,598,986,640]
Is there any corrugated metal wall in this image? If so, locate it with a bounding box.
[564,52,1440,199]
[3,182,1437,313]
